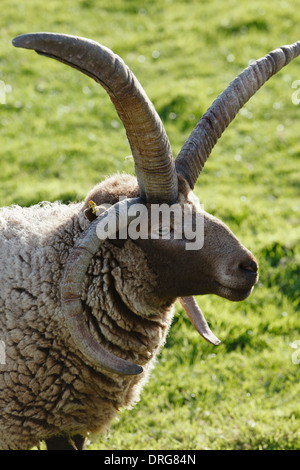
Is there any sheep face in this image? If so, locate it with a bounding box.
[85,175,258,303]
[137,207,258,302]
[82,174,257,303]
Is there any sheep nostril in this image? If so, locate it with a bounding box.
[240,259,258,273]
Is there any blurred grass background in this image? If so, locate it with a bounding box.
[0,0,299,450]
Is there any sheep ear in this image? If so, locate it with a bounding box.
[84,202,108,222]
[84,207,97,222]
[179,296,221,346]
[83,201,127,247]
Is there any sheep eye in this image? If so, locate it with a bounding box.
[158,226,170,237]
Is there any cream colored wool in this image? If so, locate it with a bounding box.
[0,175,175,450]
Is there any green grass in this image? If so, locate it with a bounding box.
[1,0,300,450]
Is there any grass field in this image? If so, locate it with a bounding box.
[0,0,299,450]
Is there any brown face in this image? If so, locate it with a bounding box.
[134,191,258,302]
[84,175,258,303]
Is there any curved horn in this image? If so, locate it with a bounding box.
[179,296,220,346]
[61,197,144,376]
[175,41,300,189]
[12,33,178,204]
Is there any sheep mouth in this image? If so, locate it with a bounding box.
[214,267,258,301]
[215,282,256,302]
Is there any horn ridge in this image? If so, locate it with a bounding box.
[175,40,300,188]
[13,32,178,204]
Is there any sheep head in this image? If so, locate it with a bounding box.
[134,175,258,302]
[12,33,300,375]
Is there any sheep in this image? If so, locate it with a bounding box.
[0,33,299,450]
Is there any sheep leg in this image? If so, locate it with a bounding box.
[45,434,86,450]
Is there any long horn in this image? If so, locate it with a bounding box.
[61,197,144,376]
[12,32,178,204]
[175,41,300,189]
[179,296,220,346]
